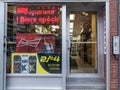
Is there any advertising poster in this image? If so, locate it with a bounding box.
[37,53,61,74]
[11,53,61,74]
[16,34,55,53]
[11,53,37,74]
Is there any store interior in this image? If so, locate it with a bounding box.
[69,11,97,73]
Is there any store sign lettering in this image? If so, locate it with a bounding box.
[40,56,60,63]
[16,6,60,24]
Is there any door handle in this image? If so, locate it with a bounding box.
[67,39,71,50]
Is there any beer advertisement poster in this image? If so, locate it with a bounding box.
[11,53,37,74]
[37,53,61,74]
[16,34,55,53]
[11,53,61,74]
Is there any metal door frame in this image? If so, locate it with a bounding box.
[66,5,103,77]
[65,1,110,90]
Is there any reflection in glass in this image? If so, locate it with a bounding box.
[70,12,97,73]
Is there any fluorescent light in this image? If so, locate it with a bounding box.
[70,22,74,28]
[70,28,73,32]
[70,14,75,20]
[82,12,88,16]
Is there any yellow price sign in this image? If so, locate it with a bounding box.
[40,55,60,63]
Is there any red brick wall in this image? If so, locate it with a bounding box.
[110,0,118,90]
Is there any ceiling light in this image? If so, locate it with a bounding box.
[70,14,75,20]
[70,28,73,32]
[70,22,74,28]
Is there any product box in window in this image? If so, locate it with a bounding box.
[11,53,37,74]
[16,34,55,53]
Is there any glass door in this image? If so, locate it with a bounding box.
[69,11,97,73]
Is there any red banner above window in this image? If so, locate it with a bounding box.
[16,6,60,25]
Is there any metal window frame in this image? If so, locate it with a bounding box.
[106,1,110,90]
[0,2,7,90]
[0,0,107,3]
[5,3,66,90]
[0,0,110,90]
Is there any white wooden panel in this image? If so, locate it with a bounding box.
[7,76,62,90]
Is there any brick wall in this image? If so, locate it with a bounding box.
[110,0,118,90]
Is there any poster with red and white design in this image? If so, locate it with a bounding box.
[16,34,55,53]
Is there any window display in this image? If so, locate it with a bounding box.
[7,5,62,74]
[11,53,37,74]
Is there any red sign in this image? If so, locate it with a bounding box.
[16,6,60,25]
[16,34,55,53]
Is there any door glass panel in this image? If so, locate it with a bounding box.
[7,5,62,74]
[69,11,97,73]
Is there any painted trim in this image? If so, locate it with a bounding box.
[106,1,110,90]
[0,2,6,90]
[62,5,67,90]
[1,0,107,3]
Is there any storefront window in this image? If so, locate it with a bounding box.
[7,5,62,74]
[69,11,97,73]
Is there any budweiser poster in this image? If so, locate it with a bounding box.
[16,34,55,53]
[11,53,37,74]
